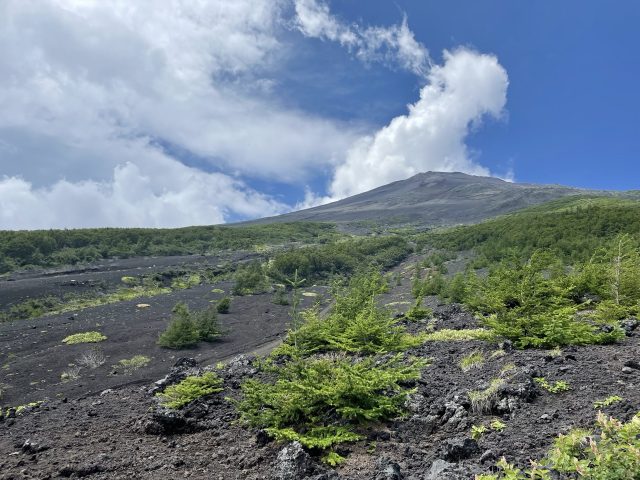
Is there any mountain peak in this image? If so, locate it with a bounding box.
[247,171,591,229]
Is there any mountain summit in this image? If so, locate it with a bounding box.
[250,172,591,228]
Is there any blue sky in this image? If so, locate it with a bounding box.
[0,0,638,229]
[280,1,640,191]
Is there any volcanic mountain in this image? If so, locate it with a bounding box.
[249,171,599,229]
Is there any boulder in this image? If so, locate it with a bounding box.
[441,437,480,461]
[275,441,312,480]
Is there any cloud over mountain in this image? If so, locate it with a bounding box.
[0,0,508,228]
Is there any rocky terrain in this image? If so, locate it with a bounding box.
[1,254,638,480]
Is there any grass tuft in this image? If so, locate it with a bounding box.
[460,350,485,372]
[422,328,496,342]
[62,331,107,345]
[469,378,505,414]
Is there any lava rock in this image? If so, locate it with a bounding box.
[480,450,496,464]
[624,360,640,370]
[173,357,198,369]
[427,459,455,479]
[222,354,258,381]
[22,439,48,454]
[375,457,404,480]
[149,358,200,395]
[59,463,104,477]
[142,408,198,435]
[621,318,639,336]
[442,437,480,461]
[275,441,312,480]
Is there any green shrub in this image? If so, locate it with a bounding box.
[193,305,223,341]
[490,419,506,432]
[284,272,423,356]
[460,251,625,348]
[594,395,623,409]
[157,303,199,349]
[477,411,640,479]
[268,236,411,285]
[171,273,201,290]
[405,298,433,321]
[233,261,268,295]
[412,273,446,298]
[62,331,107,345]
[534,377,570,393]
[420,196,640,265]
[471,424,488,440]
[237,354,426,450]
[216,297,231,314]
[156,372,223,409]
[0,222,339,274]
[158,302,223,348]
[272,285,290,306]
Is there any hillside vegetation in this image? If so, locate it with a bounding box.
[0,222,340,273]
[419,196,640,265]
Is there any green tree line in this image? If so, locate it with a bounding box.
[0,222,339,273]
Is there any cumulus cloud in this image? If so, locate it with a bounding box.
[0,0,358,228]
[0,0,510,228]
[313,49,508,203]
[294,0,430,76]
[0,160,286,230]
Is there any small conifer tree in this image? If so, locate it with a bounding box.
[158,302,199,349]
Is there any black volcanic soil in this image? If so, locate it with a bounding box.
[0,254,328,408]
[0,252,257,309]
[1,255,639,480]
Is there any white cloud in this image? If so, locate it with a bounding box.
[0,0,359,228]
[294,0,430,76]
[0,0,510,228]
[0,159,286,230]
[315,49,508,202]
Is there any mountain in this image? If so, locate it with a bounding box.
[248,172,602,229]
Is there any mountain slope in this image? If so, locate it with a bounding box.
[249,172,605,228]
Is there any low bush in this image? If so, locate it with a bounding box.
[441,248,630,348]
[477,411,640,479]
[171,273,201,290]
[268,235,411,285]
[62,331,107,345]
[405,298,433,321]
[534,377,570,393]
[192,305,223,341]
[60,365,81,381]
[282,272,423,356]
[233,261,268,295]
[469,378,505,414]
[216,297,230,314]
[272,285,289,306]
[158,302,223,348]
[121,276,139,286]
[237,354,426,450]
[593,395,623,409]
[156,372,223,409]
[157,303,199,349]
